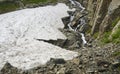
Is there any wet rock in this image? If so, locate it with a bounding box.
[87,43,93,47]
[62,16,71,29]
[0,62,20,74]
[70,10,83,27]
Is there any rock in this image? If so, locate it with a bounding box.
[0,62,20,74]
[62,16,71,29]
[91,0,112,35]
[67,11,74,16]
[57,68,66,74]
[60,29,82,49]
[87,68,95,73]
[99,5,120,37]
[70,10,83,27]
[97,60,111,68]
[71,58,80,65]
[112,60,120,69]
[87,43,93,47]
[48,58,66,64]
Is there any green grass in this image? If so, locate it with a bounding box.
[0,0,58,14]
[0,1,19,14]
[93,32,99,38]
[101,28,120,45]
[112,51,120,57]
[100,32,111,44]
[22,0,57,5]
[111,28,120,44]
[100,17,120,45]
[112,17,120,27]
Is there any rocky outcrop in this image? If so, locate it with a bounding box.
[90,0,112,35]
[99,0,120,37]
[86,0,120,40]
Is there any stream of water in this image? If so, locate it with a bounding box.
[69,0,87,45]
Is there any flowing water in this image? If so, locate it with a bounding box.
[69,0,87,45]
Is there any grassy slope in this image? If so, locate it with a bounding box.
[0,1,19,14]
[0,0,58,14]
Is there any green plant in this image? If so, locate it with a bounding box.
[0,1,19,14]
[112,17,120,27]
[112,51,120,57]
[22,0,57,5]
[100,32,111,44]
[93,32,99,38]
[111,28,120,44]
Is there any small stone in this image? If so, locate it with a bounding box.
[79,65,82,69]
[71,58,80,65]
[57,68,66,74]
[112,60,120,69]
[97,60,111,68]
[87,68,94,73]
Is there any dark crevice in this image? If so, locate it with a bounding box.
[36,39,69,49]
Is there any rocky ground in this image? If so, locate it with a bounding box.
[0,41,120,74]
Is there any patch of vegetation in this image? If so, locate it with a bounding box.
[0,1,19,14]
[22,0,57,5]
[112,51,120,57]
[101,29,120,45]
[111,28,120,44]
[100,17,120,45]
[100,31,111,44]
[93,32,99,38]
[112,17,120,27]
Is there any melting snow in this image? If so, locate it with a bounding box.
[0,3,78,70]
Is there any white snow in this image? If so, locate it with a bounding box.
[0,3,78,70]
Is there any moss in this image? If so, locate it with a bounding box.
[0,1,19,14]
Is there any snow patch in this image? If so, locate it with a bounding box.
[0,3,78,70]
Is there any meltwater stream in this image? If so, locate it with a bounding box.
[68,0,87,45]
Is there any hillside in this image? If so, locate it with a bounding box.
[0,0,120,74]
